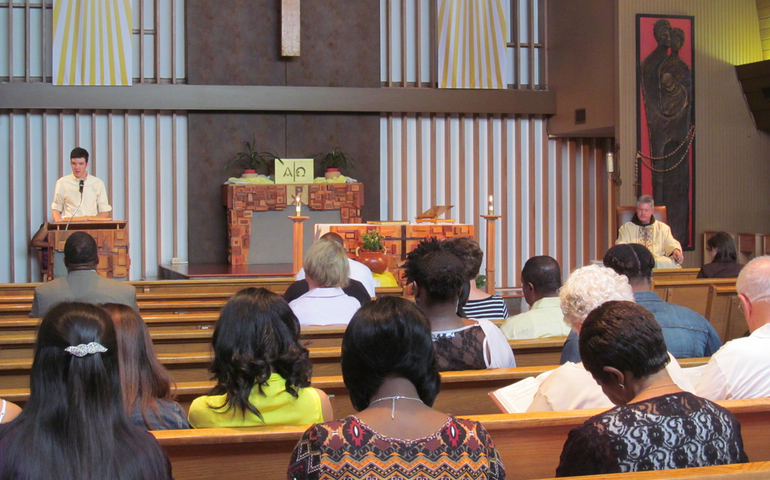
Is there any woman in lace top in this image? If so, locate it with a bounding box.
[556,301,747,477]
[288,297,506,480]
[402,238,515,371]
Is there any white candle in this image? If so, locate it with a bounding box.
[295,196,301,216]
[488,195,494,214]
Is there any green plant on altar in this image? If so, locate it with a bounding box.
[225,135,283,174]
[475,275,488,289]
[361,230,385,252]
[316,147,355,174]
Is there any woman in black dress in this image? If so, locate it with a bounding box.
[697,231,744,278]
[556,301,747,477]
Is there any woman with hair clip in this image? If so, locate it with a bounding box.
[288,297,506,479]
[556,301,746,476]
[103,303,189,430]
[188,288,333,427]
[698,231,744,278]
[448,237,509,320]
[0,302,172,479]
[403,238,514,371]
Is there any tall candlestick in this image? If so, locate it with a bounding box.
[295,195,301,217]
[488,195,494,214]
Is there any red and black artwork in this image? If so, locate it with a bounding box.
[636,15,695,249]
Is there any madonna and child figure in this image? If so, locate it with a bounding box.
[640,19,693,246]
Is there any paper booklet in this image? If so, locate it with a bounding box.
[488,369,555,414]
[682,365,707,387]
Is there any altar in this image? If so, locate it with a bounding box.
[319,223,474,285]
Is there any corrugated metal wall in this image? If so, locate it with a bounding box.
[617,0,770,268]
[381,113,612,287]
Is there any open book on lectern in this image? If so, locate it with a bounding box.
[415,205,454,223]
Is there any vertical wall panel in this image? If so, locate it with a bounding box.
[381,113,608,287]
[1,0,186,83]
[0,109,189,282]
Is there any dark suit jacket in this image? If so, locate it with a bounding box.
[30,270,139,318]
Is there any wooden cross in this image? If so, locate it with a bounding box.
[281,0,301,56]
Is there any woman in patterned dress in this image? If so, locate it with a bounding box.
[402,238,515,371]
[287,296,506,480]
[556,301,747,477]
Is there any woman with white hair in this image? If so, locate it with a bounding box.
[526,264,693,412]
[289,239,361,326]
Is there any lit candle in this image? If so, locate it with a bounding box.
[295,195,301,216]
[488,195,494,214]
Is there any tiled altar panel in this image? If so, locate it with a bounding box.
[330,224,474,286]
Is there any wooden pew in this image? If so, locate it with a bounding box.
[548,462,770,480]
[706,286,748,344]
[651,278,735,318]
[1,358,710,419]
[651,268,700,282]
[151,397,770,480]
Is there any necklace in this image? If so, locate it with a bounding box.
[369,395,423,419]
[633,383,678,401]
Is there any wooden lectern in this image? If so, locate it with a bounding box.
[44,221,130,280]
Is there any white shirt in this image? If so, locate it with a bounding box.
[527,353,694,412]
[296,258,376,298]
[51,173,112,218]
[288,287,361,326]
[695,322,770,401]
[500,297,570,340]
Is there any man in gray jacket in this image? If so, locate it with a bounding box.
[30,232,138,317]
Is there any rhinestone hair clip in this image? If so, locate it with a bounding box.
[64,342,108,357]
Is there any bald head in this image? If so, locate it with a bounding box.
[320,231,344,246]
[738,256,770,303]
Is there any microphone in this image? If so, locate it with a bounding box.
[79,179,84,198]
[66,180,86,231]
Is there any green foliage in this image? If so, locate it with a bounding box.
[475,275,488,288]
[225,135,283,172]
[316,147,355,173]
[361,230,385,251]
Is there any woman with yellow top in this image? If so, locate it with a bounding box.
[187,288,333,428]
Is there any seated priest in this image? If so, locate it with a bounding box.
[616,195,683,269]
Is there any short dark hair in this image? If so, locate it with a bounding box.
[64,232,99,265]
[209,288,311,420]
[70,147,90,162]
[341,297,440,411]
[320,231,345,246]
[403,238,467,302]
[521,256,562,294]
[707,232,738,262]
[603,244,655,282]
[447,237,484,280]
[580,301,670,385]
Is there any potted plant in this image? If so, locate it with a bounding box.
[355,230,388,274]
[316,147,354,179]
[225,136,282,177]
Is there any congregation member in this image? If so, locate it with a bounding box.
[0,399,20,425]
[30,232,138,318]
[188,288,333,427]
[501,255,569,339]
[51,147,112,222]
[288,297,506,480]
[104,303,189,430]
[449,237,509,319]
[295,231,376,297]
[289,239,361,326]
[0,302,172,479]
[403,238,515,371]
[616,195,683,269]
[697,231,744,278]
[528,265,692,412]
[696,256,770,400]
[556,301,747,476]
[603,244,721,358]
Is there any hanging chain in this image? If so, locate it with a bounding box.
[637,126,695,173]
